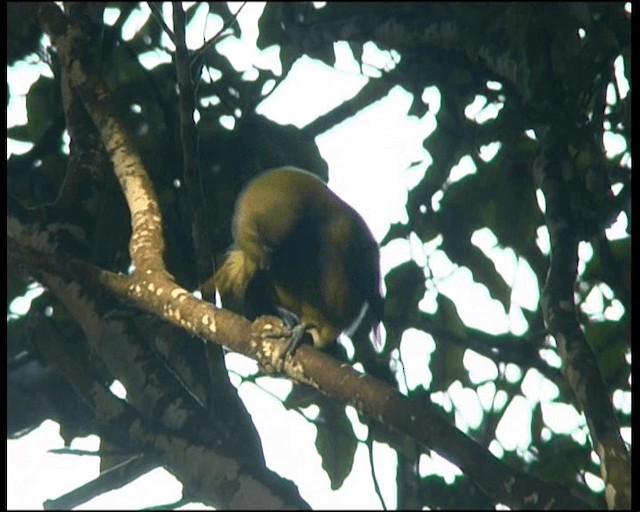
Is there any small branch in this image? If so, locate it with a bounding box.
[44,455,158,510]
[305,77,397,138]
[366,431,388,510]
[148,2,176,46]
[190,2,247,78]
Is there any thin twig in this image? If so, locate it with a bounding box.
[366,431,388,510]
[147,2,176,46]
[190,2,248,79]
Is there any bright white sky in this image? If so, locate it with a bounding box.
[7,2,631,509]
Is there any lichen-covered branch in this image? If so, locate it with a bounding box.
[29,2,166,274]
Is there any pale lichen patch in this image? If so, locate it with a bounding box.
[283,357,304,376]
[171,288,188,299]
[202,314,217,333]
[126,175,152,218]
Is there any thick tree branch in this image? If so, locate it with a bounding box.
[534,128,631,510]
[28,2,167,274]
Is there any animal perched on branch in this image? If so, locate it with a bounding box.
[214,167,383,350]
